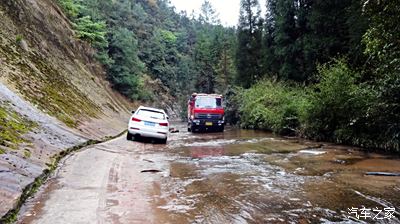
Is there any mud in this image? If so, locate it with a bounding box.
[19,123,400,223]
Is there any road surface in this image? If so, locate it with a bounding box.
[19,123,400,223]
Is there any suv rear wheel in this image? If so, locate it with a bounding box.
[127,132,133,141]
[160,138,167,144]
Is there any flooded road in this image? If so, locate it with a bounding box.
[19,123,400,223]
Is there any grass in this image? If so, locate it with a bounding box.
[15,35,23,43]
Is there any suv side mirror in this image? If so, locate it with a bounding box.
[131,110,135,114]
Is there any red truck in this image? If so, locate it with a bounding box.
[187,93,225,132]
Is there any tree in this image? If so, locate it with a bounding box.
[274,0,300,81]
[261,0,278,77]
[199,0,220,25]
[363,0,400,75]
[108,28,145,99]
[215,28,237,93]
[361,0,400,151]
[194,32,216,93]
[236,0,263,88]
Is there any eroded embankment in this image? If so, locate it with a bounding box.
[0,0,133,218]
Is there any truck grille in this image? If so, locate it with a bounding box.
[196,114,222,119]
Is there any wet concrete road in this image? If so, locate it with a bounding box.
[19,123,400,223]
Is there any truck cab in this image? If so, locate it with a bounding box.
[187,93,225,132]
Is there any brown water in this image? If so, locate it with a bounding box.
[19,122,400,223]
[152,123,400,223]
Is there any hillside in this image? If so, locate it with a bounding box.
[1,0,399,220]
[0,0,134,217]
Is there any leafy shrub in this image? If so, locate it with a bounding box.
[238,80,309,135]
[363,73,400,151]
[304,59,373,143]
[15,34,23,43]
[224,86,242,125]
[74,16,107,47]
[57,0,80,18]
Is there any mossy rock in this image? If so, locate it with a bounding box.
[0,103,37,151]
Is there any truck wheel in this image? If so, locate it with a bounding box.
[187,125,191,132]
[218,126,224,132]
[191,125,197,133]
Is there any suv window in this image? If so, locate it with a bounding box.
[137,109,165,120]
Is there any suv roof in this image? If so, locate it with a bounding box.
[137,106,166,113]
[193,93,223,98]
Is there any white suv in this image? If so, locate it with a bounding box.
[127,106,169,143]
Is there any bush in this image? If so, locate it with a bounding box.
[304,59,373,143]
[364,73,400,151]
[58,0,80,19]
[15,34,23,43]
[224,86,242,125]
[230,59,399,152]
[238,80,309,135]
[74,16,107,47]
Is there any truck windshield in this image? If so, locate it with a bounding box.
[195,97,222,109]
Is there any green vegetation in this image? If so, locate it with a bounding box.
[0,104,37,150]
[23,149,31,158]
[54,0,399,152]
[305,61,369,141]
[238,80,309,135]
[74,16,107,47]
[237,59,399,152]
[230,0,399,152]
[56,0,237,101]
[57,0,80,18]
[15,34,23,43]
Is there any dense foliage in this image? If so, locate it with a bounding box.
[235,0,399,152]
[57,0,237,102]
[56,0,399,152]
[238,80,309,135]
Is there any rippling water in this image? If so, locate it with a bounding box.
[153,123,400,223]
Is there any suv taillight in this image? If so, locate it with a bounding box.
[132,117,141,122]
[159,123,168,126]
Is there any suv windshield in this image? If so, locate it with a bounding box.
[195,97,222,109]
[137,109,165,120]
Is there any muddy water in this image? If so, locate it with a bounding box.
[19,123,400,223]
[152,123,400,223]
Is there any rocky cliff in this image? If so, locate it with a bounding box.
[0,0,134,217]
